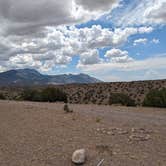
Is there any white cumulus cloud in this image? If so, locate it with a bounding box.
[151,38,160,44]
[0,24,152,72]
[133,38,148,46]
[105,48,133,63]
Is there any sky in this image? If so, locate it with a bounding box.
[0,0,166,81]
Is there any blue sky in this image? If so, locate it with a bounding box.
[0,0,166,81]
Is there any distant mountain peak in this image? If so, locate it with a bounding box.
[0,68,102,86]
[16,68,41,74]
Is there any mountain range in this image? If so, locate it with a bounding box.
[0,69,101,86]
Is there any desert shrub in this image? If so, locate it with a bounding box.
[21,87,67,103]
[96,117,101,123]
[109,93,136,106]
[0,93,5,100]
[143,88,166,108]
[21,89,42,101]
[41,87,67,102]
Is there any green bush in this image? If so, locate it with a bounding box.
[109,93,136,106]
[41,87,67,102]
[143,88,166,108]
[0,93,5,100]
[21,87,67,103]
[21,89,42,101]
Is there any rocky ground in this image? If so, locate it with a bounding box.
[0,100,166,166]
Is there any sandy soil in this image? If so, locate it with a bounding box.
[0,100,166,166]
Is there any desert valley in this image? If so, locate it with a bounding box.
[0,69,166,165]
[0,0,166,165]
[0,100,166,166]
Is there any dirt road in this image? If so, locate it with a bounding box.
[0,100,166,166]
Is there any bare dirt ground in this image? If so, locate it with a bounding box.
[0,100,166,166]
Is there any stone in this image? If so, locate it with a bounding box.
[107,131,112,135]
[112,151,117,155]
[129,134,150,141]
[72,149,86,164]
[131,128,153,134]
[107,131,115,135]
[118,130,128,135]
[102,130,107,134]
[131,128,136,133]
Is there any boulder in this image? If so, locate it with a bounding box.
[72,149,86,164]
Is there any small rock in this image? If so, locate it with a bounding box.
[107,131,112,135]
[129,155,138,160]
[131,128,153,134]
[107,131,115,135]
[109,127,118,131]
[72,149,86,164]
[131,128,136,133]
[129,134,150,141]
[102,130,107,134]
[112,151,117,155]
[118,129,128,135]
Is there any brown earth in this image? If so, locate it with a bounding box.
[0,100,166,166]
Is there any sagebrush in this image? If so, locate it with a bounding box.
[109,93,136,106]
[143,88,166,108]
[0,93,5,100]
[21,87,67,103]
